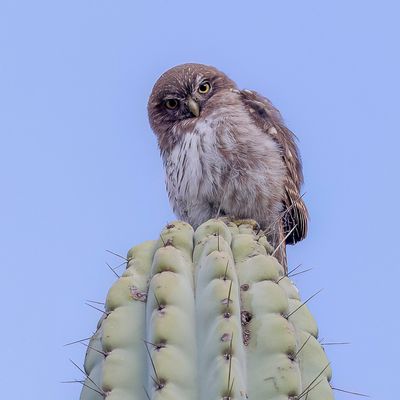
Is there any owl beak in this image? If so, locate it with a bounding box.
[186,97,200,117]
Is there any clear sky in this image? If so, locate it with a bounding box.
[1,1,398,399]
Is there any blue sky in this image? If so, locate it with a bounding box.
[1,1,398,398]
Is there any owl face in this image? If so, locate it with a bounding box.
[148,63,236,149]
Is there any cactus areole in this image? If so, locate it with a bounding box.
[80,219,333,400]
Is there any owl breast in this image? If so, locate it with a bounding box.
[163,99,286,229]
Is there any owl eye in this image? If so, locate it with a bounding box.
[164,99,179,110]
[198,81,211,94]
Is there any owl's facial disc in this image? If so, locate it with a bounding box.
[162,95,200,118]
[148,64,238,144]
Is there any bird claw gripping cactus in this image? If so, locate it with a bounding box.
[80,219,333,400]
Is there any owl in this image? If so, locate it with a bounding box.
[148,63,308,269]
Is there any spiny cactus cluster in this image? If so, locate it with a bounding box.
[79,219,333,400]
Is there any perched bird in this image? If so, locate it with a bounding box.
[148,63,308,269]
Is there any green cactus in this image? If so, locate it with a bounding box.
[79,219,333,400]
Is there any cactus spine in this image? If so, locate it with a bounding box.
[80,219,333,400]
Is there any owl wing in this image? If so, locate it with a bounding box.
[239,89,308,244]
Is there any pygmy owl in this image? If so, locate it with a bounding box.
[148,63,308,268]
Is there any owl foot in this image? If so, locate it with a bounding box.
[214,216,233,226]
[216,217,260,232]
[231,219,260,232]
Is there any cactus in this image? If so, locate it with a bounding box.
[79,219,333,400]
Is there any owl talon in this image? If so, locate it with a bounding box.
[214,216,260,232]
[214,216,232,225]
[231,219,260,231]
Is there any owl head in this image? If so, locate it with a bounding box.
[148,63,236,151]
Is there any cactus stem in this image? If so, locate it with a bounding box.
[331,387,369,397]
[296,363,330,399]
[85,302,108,316]
[106,249,128,261]
[271,224,298,257]
[69,359,105,396]
[106,262,120,278]
[79,219,335,400]
[285,289,323,319]
[63,336,91,346]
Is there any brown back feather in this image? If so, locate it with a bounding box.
[239,89,308,244]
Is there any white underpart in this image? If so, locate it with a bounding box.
[163,97,285,230]
[165,118,223,225]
